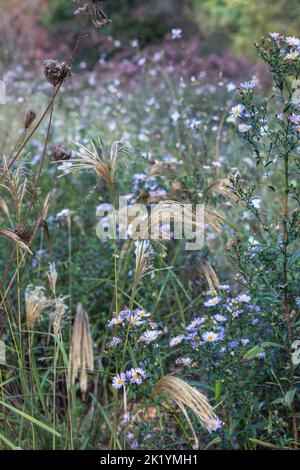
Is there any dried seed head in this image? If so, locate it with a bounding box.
[198,262,219,295]
[52,297,68,336]
[52,145,72,162]
[47,262,58,295]
[133,240,154,289]
[0,227,32,254]
[74,1,112,30]
[25,285,53,330]
[13,223,32,243]
[71,138,129,190]
[154,375,220,446]
[43,59,71,87]
[68,303,94,395]
[24,111,36,130]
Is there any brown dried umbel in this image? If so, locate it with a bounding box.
[13,223,32,243]
[43,60,71,87]
[52,145,72,162]
[24,111,36,130]
[74,1,112,29]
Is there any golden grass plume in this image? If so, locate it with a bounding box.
[69,138,130,190]
[68,303,94,395]
[25,285,52,330]
[154,375,219,446]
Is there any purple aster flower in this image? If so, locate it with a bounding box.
[109,336,122,347]
[241,338,250,346]
[127,367,147,385]
[179,357,193,367]
[229,104,245,119]
[239,79,259,92]
[219,284,230,291]
[236,294,251,303]
[208,418,222,432]
[203,331,220,342]
[232,310,242,318]
[141,330,161,344]
[112,373,126,389]
[204,296,222,307]
[170,335,184,347]
[186,317,205,331]
[258,351,266,359]
[214,314,227,322]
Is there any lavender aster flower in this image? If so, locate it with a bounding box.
[204,296,222,307]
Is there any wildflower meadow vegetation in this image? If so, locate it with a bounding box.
[0,0,300,454]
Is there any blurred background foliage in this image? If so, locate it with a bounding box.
[1,0,300,67]
[43,0,300,54]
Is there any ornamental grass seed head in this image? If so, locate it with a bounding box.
[68,303,94,395]
[25,285,53,330]
[154,375,220,447]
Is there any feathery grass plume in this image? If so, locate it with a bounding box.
[47,262,58,296]
[199,262,220,295]
[0,197,10,218]
[148,161,177,179]
[150,200,204,243]
[206,178,238,203]
[52,297,68,337]
[204,207,224,233]
[68,303,94,395]
[69,138,129,190]
[25,285,52,330]
[154,375,219,447]
[0,227,33,254]
[134,240,155,288]
[0,157,34,217]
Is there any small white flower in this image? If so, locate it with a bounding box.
[238,123,252,133]
[229,104,245,119]
[208,418,222,431]
[171,28,182,40]
[171,110,180,123]
[56,208,72,220]
[170,335,184,347]
[203,331,219,343]
[107,316,123,327]
[285,50,299,61]
[141,330,160,344]
[112,373,126,389]
[127,368,147,385]
[58,161,73,174]
[285,36,300,47]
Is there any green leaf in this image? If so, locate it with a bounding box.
[243,342,284,361]
[0,400,61,437]
[283,389,295,407]
[0,430,21,450]
[215,379,221,402]
[243,345,264,360]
